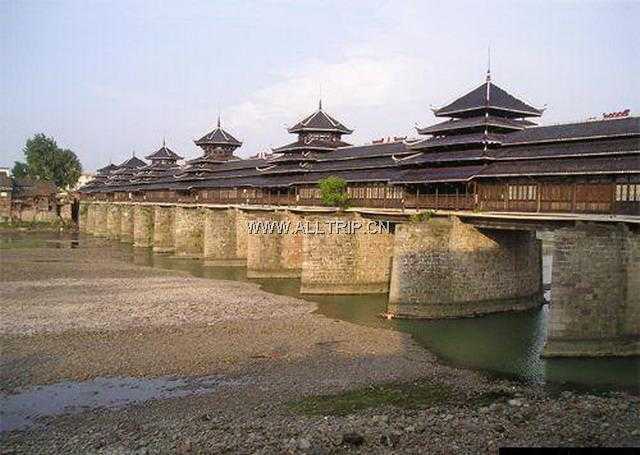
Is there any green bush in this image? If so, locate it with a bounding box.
[318,176,350,208]
[410,210,435,223]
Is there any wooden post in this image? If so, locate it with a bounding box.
[435,187,439,210]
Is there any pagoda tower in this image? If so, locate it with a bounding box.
[269,100,352,169]
[175,117,243,179]
[134,141,183,182]
[194,116,242,162]
[106,154,146,186]
[412,71,543,153]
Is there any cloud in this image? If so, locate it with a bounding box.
[225,46,430,153]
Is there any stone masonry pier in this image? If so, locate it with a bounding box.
[203,208,246,266]
[133,205,154,248]
[174,206,204,258]
[246,211,302,278]
[119,205,134,243]
[153,206,175,253]
[106,204,121,240]
[93,204,109,237]
[544,222,640,357]
[300,213,394,294]
[388,217,542,318]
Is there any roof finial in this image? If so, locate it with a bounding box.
[132,149,135,157]
[162,137,165,147]
[217,114,221,128]
[319,83,323,110]
[486,45,491,82]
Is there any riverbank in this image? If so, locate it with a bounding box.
[1,236,638,453]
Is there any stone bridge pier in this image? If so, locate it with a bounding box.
[300,213,394,294]
[153,206,175,253]
[203,208,246,266]
[246,211,302,278]
[133,205,154,248]
[388,216,542,318]
[85,203,96,235]
[93,204,109,237]
[119,205,134,243]
[106,204,122,240]
[544,222,639,357]
[174,206,205,258]
[79,203,89,234]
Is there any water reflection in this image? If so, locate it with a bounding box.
[2,231,638,391]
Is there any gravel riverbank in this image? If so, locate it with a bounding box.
[1,237,638,453]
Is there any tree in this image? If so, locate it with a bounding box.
[11,161,29,178]
[318,176,350,208]
[14,133,82,189]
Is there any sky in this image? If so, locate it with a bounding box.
[1,0,639,171]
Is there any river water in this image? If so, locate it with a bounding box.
[2,231,638,392]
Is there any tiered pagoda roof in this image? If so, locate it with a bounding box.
[287,101,353,134]
[266,101,353,173]
[433,79,543,119]
[106,155,146,186]
[133,142,183,182]
[411,72,542,158]
[194,117,242,148]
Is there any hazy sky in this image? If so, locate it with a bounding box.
[1,0,639,171]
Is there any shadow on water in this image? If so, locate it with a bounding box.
[3,231,638,392]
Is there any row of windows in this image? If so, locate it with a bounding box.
[299,187,321,199]
[508,185,537,201]
[348,186,404,199]
[615,184,640,202]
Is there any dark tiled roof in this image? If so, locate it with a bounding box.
[309,155,398,171]
[12,178,57,197]
[417,115,533,135]
[502,117,640,144]
[258,163,307,175]
[288,106,353,134]
[145,145,183,161]
[434,80,543,118]
[392,165,485,183]
[309,140,414,160]
[194,122,242,147]
[410,133,505,149]
[272,138,351,153]
[117,156,147,169]
[496,137,640,160]
[476,155,640,178]
[398,149,491,166]
[97,163,119,174]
